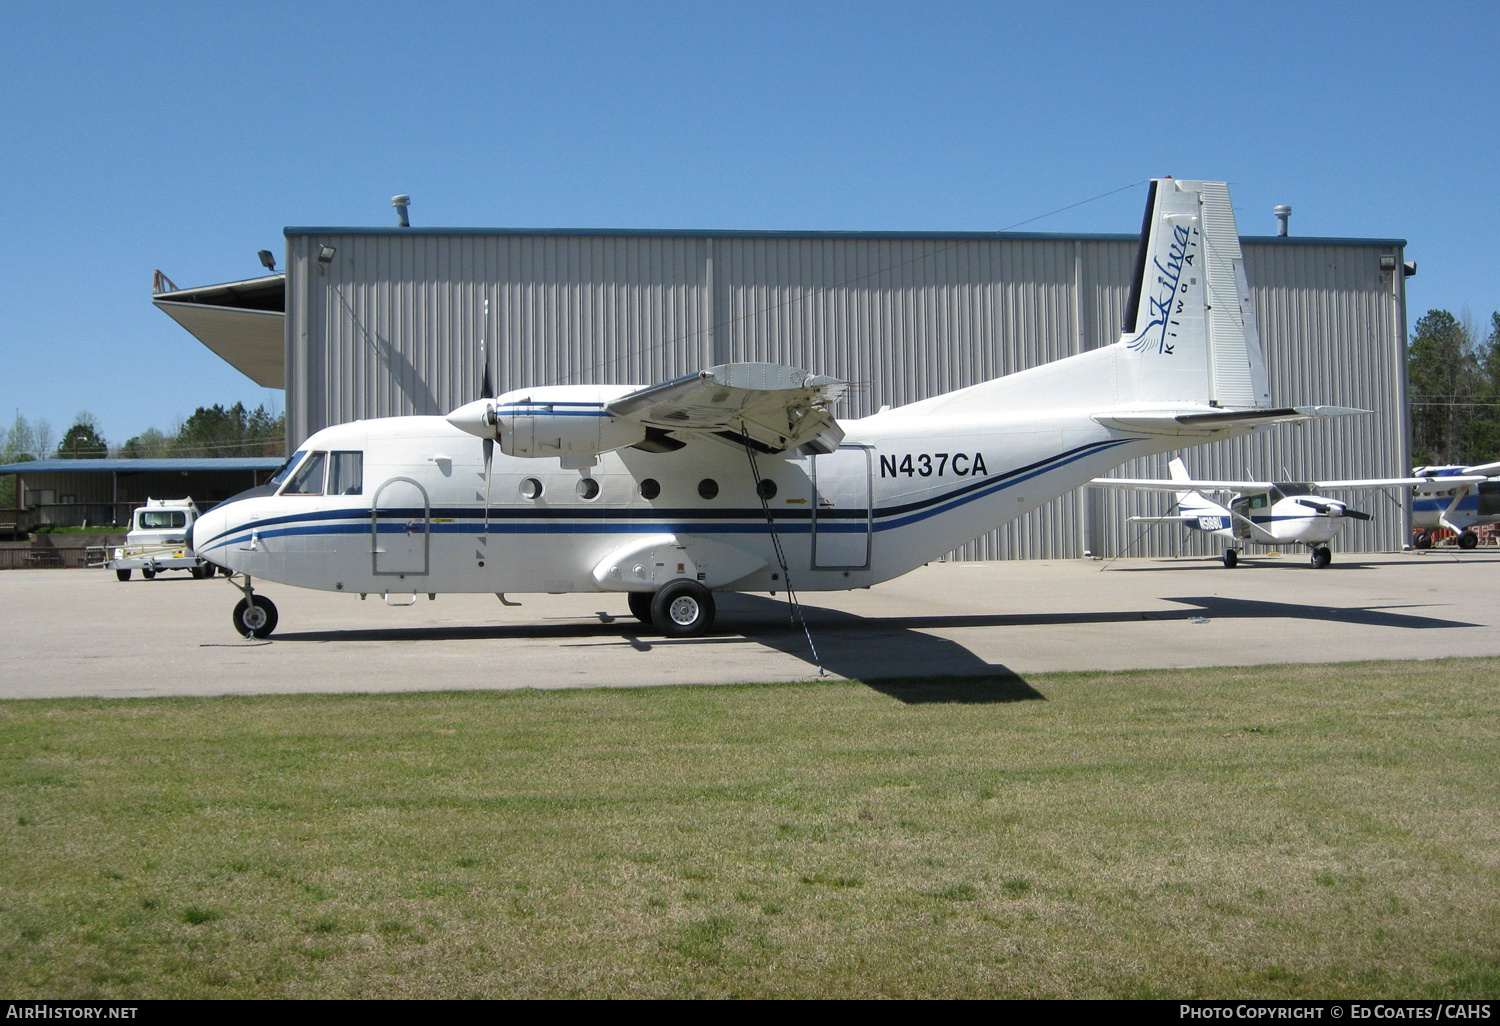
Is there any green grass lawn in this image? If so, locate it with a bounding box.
[2,660,1498,998]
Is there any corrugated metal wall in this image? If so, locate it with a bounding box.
[286,229,1408,559]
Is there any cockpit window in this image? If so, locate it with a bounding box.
[271,450,307,486]
[328,452,363,496]
[282,451,328,495]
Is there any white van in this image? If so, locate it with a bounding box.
[108,498,218,581]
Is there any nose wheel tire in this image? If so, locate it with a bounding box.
[650,580,715,637]
[232,596,279,639]
[1458,530,1479,550]
[1222,548,1238,568]
[627,591,654,624]
[1311,546,1332,569]
[1413,531,1432,550]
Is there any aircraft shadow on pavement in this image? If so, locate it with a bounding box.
[272,590,1474,700]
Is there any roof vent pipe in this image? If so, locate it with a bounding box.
[1274,205,1292,237]
[392,194,411,228]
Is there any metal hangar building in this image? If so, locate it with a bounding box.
[155,210,1414,561]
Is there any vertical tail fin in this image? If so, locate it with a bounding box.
[1168,455,1199,509]
[1119,179,1271,409]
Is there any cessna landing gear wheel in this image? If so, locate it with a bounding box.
[1223,548,1238,569]
[627,591,653,623]
[232,596,279,639]
[1414,531,1432,549]
[115,569,131,582]
[142,568,156,580]
[1458,530,1479,550]
[651,580,715,637]
[1311,546,1332,569]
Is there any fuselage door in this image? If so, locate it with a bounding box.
[812,446,872,569]
[372,477,430,577]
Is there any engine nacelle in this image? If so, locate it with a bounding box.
[496,404,646,459]
[446,388,646,463]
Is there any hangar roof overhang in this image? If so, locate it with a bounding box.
[152,274,284,389]
[0,457,287,476]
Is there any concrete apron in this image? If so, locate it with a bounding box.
[3,551,1497,699]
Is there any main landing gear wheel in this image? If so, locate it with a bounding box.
[1311,546,1332,569]
[115,569,131,582]
[1222,548,1238,569]
[651,580,715,637]
[1458,530,1479,550]
[627,591,653,623]
[1413,531,1433,550]
[232,596,279,639]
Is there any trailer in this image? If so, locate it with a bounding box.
[107,498,219,581]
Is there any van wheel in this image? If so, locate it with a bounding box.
[651,580,715,637]
[232,596,278,639]
[627,591,653,623]
[115,569,131,582]
[142,568,156,580]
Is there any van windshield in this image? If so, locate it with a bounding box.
[138,511,187,529]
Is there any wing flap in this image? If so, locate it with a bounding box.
[606,362,846,454]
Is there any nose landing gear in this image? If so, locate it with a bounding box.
[227,573,279,638]
[1310,546,1332,569]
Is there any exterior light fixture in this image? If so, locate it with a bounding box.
[258,249,277,272]
[317,245,337,264]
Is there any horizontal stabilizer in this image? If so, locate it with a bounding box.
[1094,405,1367,436]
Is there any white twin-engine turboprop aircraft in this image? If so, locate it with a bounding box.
[192,178,1357,638]
[1091,456,1426,569]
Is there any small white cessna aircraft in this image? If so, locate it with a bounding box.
[191,178,1357,638]
[1091,456,1427,568]
[1409,462,1500,549]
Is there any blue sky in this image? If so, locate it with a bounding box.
[2,0,1496,448]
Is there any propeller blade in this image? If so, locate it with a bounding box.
[481,357,494,401]
[1294,498,1333,515]
[483,436,494,534]
[1343,508,1373,521]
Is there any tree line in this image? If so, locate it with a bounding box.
[1,404,285,507]
[1408,310,1500,467]
[1,403,285,464]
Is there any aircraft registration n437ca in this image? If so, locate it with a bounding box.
[190,179,1360,638]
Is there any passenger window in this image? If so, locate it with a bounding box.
[282,451,328,495]
[328,451,363,495]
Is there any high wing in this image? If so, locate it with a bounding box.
[1458,460,1500,477]
[606,362,847,455]
[1091,476,1273,494]
[1311,476,1481,490]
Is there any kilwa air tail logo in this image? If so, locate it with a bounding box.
[1127,220,1201,356]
